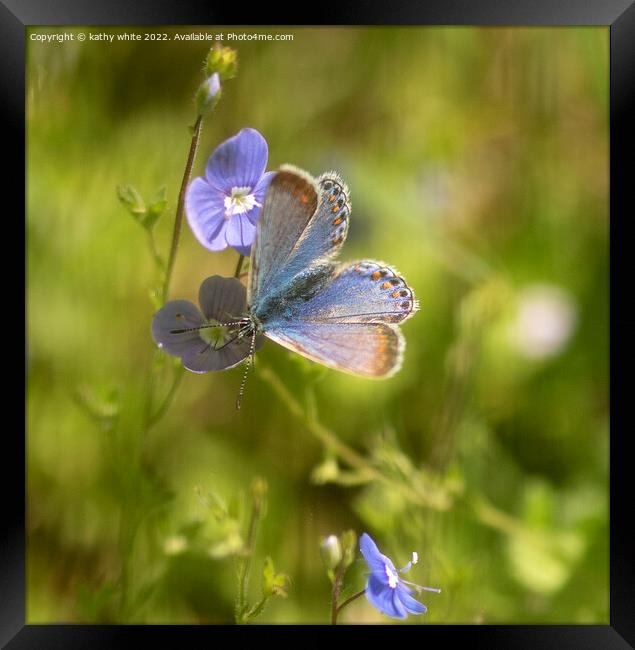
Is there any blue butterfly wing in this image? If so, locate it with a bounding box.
[262,261,417,377]
[248,166,351,311]
[265,322,404,378]
[291,260,418,324]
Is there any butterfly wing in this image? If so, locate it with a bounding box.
[262,261,418,377]
[248,166,351,309]
[265,322,404,378]
[291,260,418,324]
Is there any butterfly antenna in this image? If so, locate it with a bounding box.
[236,328,257,411]
[170,320,244,335]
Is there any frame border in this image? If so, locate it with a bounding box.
[8,1,631,646]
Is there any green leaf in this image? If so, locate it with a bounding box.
[116,184,146,219]
[142,186,168,229]
[262,557,289,598]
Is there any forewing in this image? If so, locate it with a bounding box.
[248,166,318,303]
[265,322,404,378]
[248,167,351,306]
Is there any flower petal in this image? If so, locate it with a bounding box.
[224,214,257,256]
[151,300,205,357]
[359,533,397,577]
[246,171,277,226]
[185,177,228,251]
[390,590,408,619]
[365,575,405,619]
[396,584,427,615]
[180,336,252,373]
[205,128,269,192]
[198,276,248,323]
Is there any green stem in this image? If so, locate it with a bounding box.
[258,365,435,507]
[147,230,165,271]
[234,254,245,279]
[236,479,266,623]
[244,596,269,621]
[330,564,347,625]
[334,588,366,623]
[162,115,203,303]
[147,365,184,430]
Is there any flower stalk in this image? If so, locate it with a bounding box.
[162,114,203,303]
[332,589,366,624]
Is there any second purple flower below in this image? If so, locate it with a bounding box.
[185,127,275,255]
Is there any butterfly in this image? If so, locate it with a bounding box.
[152,165,419,406]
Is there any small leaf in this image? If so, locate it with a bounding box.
[117,184,146,219]
[262,557,289,598]
[142,186,168,229]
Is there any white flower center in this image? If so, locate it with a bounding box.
[385,564,399,589]
[224,186,260,217]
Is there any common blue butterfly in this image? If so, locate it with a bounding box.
[152,165,418,405]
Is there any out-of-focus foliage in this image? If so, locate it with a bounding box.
[27,26,608,624]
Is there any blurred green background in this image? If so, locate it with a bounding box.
[27,26,608,624]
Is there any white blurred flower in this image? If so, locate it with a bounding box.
[509,284,577,359]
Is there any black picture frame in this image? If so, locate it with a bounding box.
[6,1,632,646]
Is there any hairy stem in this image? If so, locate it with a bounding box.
[162,115,203,303]
[330,563,347,625]
[236,478,266,623]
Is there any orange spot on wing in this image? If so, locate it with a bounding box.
[382,281,391,289]
[333,217,342,225]
[371,271,382,280]
[392,291,401,298]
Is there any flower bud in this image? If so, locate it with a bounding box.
[339,529,358,569]
[206,45,238,80]
[320,534,343,570]
[195,72,221,116]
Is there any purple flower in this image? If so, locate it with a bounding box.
[151,275,261,372]
[185,128,275,255]
[359,533,440,620]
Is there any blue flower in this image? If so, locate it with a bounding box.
[359,532,440,620]
[185,127,275,255]
[151,275,262,372]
